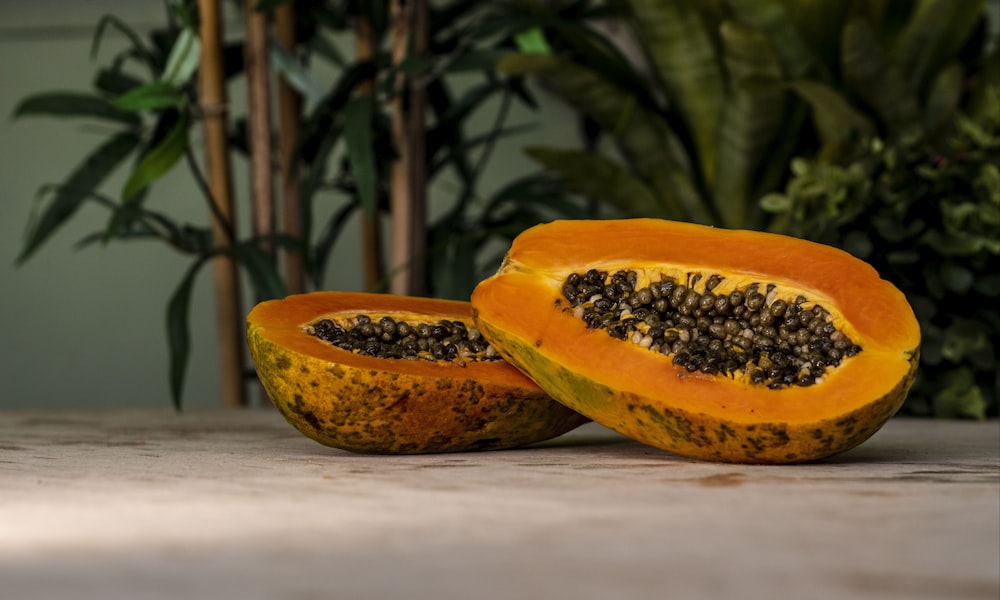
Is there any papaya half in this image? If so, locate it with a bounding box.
[471,219,920,463]
[247,292,588,454]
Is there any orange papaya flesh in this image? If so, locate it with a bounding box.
[247,291,588,454]
[471,219,920,464]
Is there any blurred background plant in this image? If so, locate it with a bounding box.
[761,96,1000,419]
[499,0,999,418]
[11,0,601,409]
[11,0,999,417]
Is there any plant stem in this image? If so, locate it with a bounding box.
[389,0,429,296]
[355,14,385,292]
[245,0,275,257]
[275,2,306,295]
[198,0,247,408]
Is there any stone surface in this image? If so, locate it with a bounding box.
[1,409,997,600]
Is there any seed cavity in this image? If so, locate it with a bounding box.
[307,315,500,364]
[560,269,861,389]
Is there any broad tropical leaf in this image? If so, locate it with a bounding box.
[787,80,875,154]
[890,0,985,94]
[726,0,817,78]
[499,53,709,223]
[629,0,723,185]
[841,18,920,134]
[712,21,786,228]
[524,146,665,218]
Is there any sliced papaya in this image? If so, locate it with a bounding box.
[247,292,588,454]
[471,219,920,463]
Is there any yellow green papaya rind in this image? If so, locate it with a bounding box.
[247,293,588,454]
[470,219,922,464]
[475,314,918,463]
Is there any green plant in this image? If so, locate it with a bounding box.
[495,0,993,232]
[10,0,573,408]
[761,94,1000,418]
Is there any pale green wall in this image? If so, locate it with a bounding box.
[0,1,574,410]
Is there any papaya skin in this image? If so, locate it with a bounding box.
[247,292,588,454]
[471,219,921,464]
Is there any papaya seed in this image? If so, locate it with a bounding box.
[560,269,862,389]
[309,315,502,364]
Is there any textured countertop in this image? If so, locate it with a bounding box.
[1,409,997,600]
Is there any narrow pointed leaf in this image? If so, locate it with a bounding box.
[514,27,551,54]
[342,95,378,217]
[112,81,185,112]
[91,14,152,64]
[17,132,140,264]
[161,28,201,86]
[629,0,724,186]
[230,242,287,301]
[269,41,324,104]
[95,68,146,96]
[525,147,665,218]
[13,92,141,126]
[121,111,190,203]
[713,21,786,228]
[311,198,360,289]
[166,257,208,410]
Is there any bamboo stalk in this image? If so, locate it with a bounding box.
[245,0,274,256]
[275,2,306,294]
[197,0,247,407]
[356,15,385,292]
[389,0,428,297]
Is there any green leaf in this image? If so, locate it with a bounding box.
[525,147,664,218]
[713,21,786,228]
[891,0,985,95]
[499,53,710,223]
[17,132,141,265]
[932,367,987,420]
[841,17,921,134]
[269,41,324,104]
[514,27,551,55]
[95,68,146,96]
[726,0,818,78]
[342,95,378,217]
[166,256,208,410]
[230,242,287,301]
[311,198,360,289]
[443,49,512,73]
[12,92,141,126]
[121,111,190,203]
[924,62,965,131]
[161,27,201,86]
[91,14,152,64]
[629,0,724,185]
[787,80,875,151]
[112,81,185,112]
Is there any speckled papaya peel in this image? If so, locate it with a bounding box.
[247,292,588,454]
[471,219,920,464]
